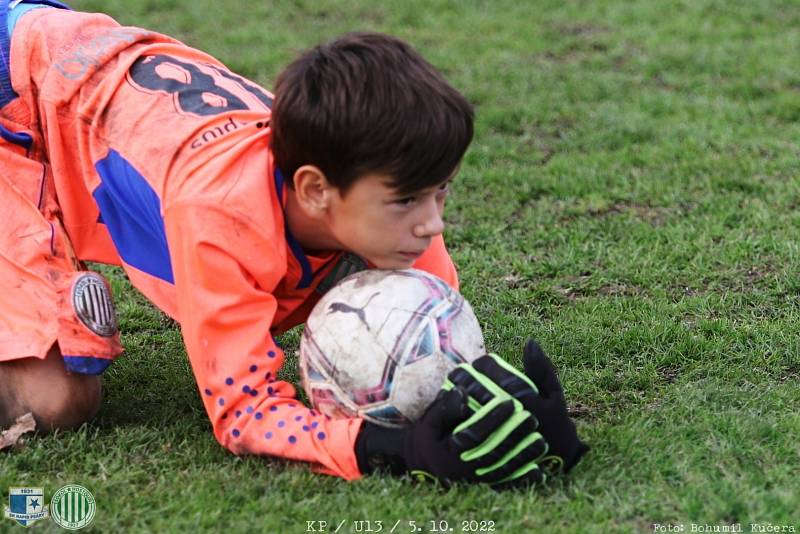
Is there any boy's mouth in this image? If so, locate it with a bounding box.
[398,250,424,260]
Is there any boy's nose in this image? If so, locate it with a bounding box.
[413,201,445,238]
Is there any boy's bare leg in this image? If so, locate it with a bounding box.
[0,346,102,432]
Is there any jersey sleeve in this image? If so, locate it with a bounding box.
[411,233,460,291]
[163,201,364,480]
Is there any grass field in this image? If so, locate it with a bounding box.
[2,0,799,532]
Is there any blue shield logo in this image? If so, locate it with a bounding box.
[4,487,49,527]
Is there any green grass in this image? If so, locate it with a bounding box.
[3,0,800,532]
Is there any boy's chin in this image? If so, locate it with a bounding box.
[369,256,416,270]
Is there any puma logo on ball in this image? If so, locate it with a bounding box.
[327,292,380,331]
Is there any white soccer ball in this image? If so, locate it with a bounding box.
[299,269,485,428]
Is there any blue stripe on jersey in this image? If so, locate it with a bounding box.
[0,123,31,147]
[62,355,112,375]
[93,149,175,284]
[274,167,314,289]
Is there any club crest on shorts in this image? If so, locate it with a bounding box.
[4,487,49,527]
[72,273,118,337]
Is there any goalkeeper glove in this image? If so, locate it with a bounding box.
[446,339,589,474]
[355,384,548,489]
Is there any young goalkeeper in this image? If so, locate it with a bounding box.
[0,1,586,487]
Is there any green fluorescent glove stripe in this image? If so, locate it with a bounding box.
[487,353,538,394]
[539,455,565,473]
[453,396,506,435]
[459,407,532,462]
[494,458,545,486]
[443,379,482,412]
[452,364,525,412]
[465,396,482,412]
[474,431,547,477]
[409,470,439,483]
[454,362,507,398]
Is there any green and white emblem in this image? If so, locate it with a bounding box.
[50,485,95,530]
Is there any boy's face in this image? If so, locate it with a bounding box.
[325,173,452,269]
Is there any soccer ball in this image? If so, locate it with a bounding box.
[299,269,485,428]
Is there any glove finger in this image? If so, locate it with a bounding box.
[459,410,541,470]
[438,386,470,432]
[522,339,564,397]
[423,387,470,436]
[489,461,546,491]
[447,355,537,407]
[475,431,548,484]
[449,397,515,453]
[560,439,590,474]
[520,341,589,474]
[471,354,539,410]
[445,364,501,408]
[524,399,588,475]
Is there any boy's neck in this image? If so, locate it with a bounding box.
[283,186,341,254]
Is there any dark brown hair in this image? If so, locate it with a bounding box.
[270,32,473,196]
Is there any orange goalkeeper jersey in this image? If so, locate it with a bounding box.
[3,7,459,480]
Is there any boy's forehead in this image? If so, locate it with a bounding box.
[354,173,400,192]
[378,166,460,194]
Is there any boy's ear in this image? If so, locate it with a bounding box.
[292,165,335,213]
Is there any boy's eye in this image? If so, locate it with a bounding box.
[392,181,451,206]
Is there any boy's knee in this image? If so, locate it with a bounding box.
[34,374,102,431]
[0,348,103,432]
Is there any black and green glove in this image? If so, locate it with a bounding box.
[355,384,548,488]
[447,339,589,474]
